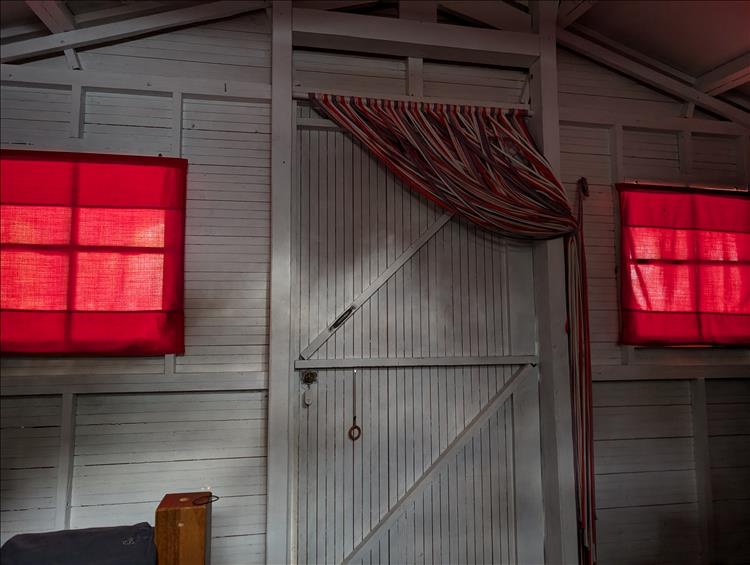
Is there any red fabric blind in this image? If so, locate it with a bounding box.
[618,184,750,345]
[0,150,186,354]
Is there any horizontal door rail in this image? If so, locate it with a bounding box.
[295,354,537,369]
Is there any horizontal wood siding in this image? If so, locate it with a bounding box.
[0,13,272,550]
[0,85,72,148]
[0,396,62,544]
[180,98,271,377]
[707,379,750,564]
[592,380,701,565]
[294,50,407,96]
[423,61,526,103]
[70,392,267,564]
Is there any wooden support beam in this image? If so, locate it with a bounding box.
[399,0,437,21]
[529,3,579,564]
[292,7,540,67]
[299,212,453,360]
[72,1,190,25]
[25,1,81,69]
[1,1,268,63]
[557,0,597,29]
[569,24,696,85]
[295,355,537,369]
[438,0,532,32]
[696,53,750,96]
[593,364,750,381]
[0,22,45,42]
[558,29,750,129]
[560,106,748,135]
[266,2,293,563]
[291,0,375,9]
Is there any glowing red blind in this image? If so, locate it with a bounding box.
[618,184,750,346]
[1,150,186,354]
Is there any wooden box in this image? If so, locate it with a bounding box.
[155,492,213,565]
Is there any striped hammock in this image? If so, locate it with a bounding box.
[311,93,596,564]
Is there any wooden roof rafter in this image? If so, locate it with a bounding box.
[0,0,269,63]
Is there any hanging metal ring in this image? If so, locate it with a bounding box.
[348,420,362,441]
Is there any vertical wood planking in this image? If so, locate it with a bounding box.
[293,115,537,563]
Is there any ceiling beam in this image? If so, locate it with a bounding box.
[1,1,268,63]
[438,0,532,32]
[292,7,540,67]
[557,0,596,29]
[569,24,695,84]
[399,0,437,22]
[72,1,188,25]
[25,1,80,69]
[290,0,375,8]
[696,53,750,96]
[557,28,750,130]
[0,22,45,42]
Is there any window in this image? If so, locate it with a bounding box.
[0,150,187,354]
[618,184,750,346]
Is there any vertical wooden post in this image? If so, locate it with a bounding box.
[399,2,433,98]
[267,1,293,563]
[678,130,693,176]
[171,90,183,158]
[69,83,84,139]
[529,2,580,564]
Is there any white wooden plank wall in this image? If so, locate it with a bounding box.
[593,380,701,565]
[293,110,538,564]
[692,134,740,185]
[558,49,685,119]
[0,85,72,148]
[294,51,407,97]
[0,12,273,556]
[293,51,529,103]
[180,97,271,378]
[69,392,267,564]
[83,90,173,155]
[0,397,62,544]
[706,379,750,564]
[559,124,619,366]
[422,62,526,104]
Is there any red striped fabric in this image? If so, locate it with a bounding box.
[311,93,595,563]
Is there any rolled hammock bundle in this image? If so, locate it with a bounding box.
[310,93,596,564]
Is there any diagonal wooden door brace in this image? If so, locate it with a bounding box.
[298,211,454,360]
[342,363,535,564]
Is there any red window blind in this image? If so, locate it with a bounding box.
[0,150,187,355]
[618,184,750,346]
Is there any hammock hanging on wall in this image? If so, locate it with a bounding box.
[310,93,596,564]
